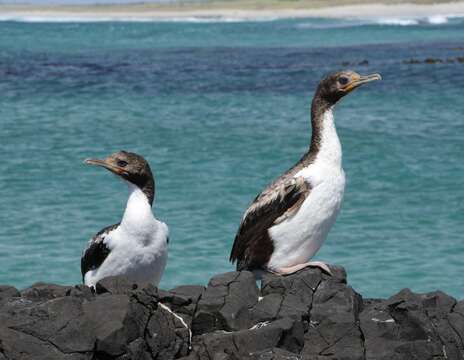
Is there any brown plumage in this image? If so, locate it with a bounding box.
[230,176,311,271]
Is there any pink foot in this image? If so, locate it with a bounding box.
[270,261,332,276]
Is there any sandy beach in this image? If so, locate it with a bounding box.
[0,1,464,21]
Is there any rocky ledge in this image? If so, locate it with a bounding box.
[0,266,463,360]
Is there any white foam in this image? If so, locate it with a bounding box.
[376,17,419,26]
[374,15,452,26]
[295,14,459,30]
[427,15,448,24]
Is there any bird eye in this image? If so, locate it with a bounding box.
[338,76,349,85]
[117,160,128,168]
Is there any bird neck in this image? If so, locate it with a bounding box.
[121,183,154,229]
[140,176,155,206]
[305,98,342,169]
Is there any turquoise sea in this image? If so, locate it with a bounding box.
[0,15,463,299]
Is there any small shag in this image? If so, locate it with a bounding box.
[81,151,168,288]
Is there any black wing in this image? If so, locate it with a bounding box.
[80,223,119,282]
[229,177,310,271]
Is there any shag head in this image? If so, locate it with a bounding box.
[85,151,155,204]
[315,70,381,106]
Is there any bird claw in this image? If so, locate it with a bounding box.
[268,261,333,276]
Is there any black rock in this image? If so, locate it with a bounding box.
[156,285,205,332]
[248,348,301,359]
[20,282,73,301]
[454,300,464,315]
[192,271,259,334]
[65,284,94,300]
[95,275,143,295]
[165,285,205,308]
[192,317,303,359]
[302,277,364,360]
[425,58,444,64]
[250,268,323,324]
[0,286,20,302]
[359,288,464,360]
[0,279,183,360]
[145,302,190,358]
[0,265,463,360]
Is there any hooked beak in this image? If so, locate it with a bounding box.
[84,158,128,176]
[343,73,382,93]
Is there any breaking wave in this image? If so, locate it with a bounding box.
[296,14,462,29]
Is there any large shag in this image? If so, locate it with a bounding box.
[230,70,381,275]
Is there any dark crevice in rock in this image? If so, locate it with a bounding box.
[307,274,322,320]
[142,308,156,359]
[91,341,98,360]
[448,317,464,349]
[275,296,285,320]
[230,334,241,355]
[357,321,367,360]
[317,324,356,355]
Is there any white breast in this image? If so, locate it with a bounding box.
[267,108,346,270]
[267,166,345,269]
[84,184,169,288]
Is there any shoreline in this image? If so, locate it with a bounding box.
[1,2,464,21]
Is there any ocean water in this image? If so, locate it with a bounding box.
[0,16,463,299]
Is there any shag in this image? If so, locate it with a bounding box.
[81,151,168,287]
[230,71,381,275]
